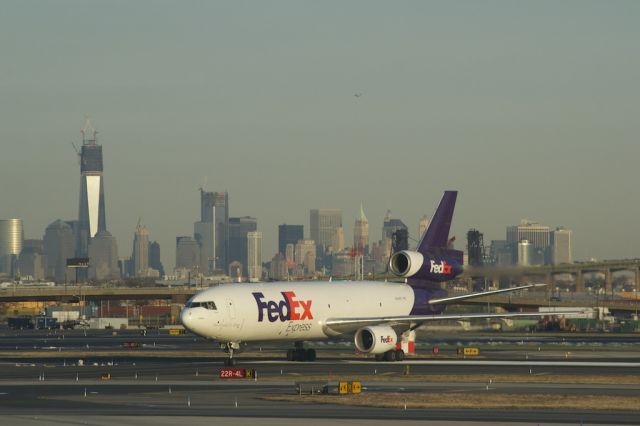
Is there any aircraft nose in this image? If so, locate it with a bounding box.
[180,308,193,331]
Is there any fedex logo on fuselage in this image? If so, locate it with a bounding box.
[252,291,313,322]
[429,259,453,274]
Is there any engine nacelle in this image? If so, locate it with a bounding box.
[389,250,424,277]
[354,325,397,354]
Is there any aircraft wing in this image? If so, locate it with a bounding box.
[323,310,583,335]
[428,283,546,305]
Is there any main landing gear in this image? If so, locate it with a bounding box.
[222,341,240,366]
[286,341,316,362]
[374,349,405,362]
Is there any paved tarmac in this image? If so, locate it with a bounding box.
[0,329,639,425]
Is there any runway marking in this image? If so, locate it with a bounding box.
[246,359,640,367]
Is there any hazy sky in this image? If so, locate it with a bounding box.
[1,1,639,270]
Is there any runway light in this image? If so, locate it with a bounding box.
[234,397,238,408]
[168,387,172,394]
[84,388,87,397]
[187,395,191,407]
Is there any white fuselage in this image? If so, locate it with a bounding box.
[180,281,415,343]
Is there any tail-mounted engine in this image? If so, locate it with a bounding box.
[354,325,397,354]
[389,250,424,277]
[389,249,463,282]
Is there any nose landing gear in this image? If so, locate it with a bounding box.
[222,341,240,366]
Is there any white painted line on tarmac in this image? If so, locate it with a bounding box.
[247,359,640,367]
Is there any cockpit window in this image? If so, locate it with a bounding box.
[185,301,216,310]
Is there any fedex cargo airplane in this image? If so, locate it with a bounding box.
[180,191,548,366]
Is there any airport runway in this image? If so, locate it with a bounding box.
[1,329,639,424]
[0,358,639,424]
[0,378,639,425]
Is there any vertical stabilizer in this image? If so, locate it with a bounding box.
[416,191,457,252]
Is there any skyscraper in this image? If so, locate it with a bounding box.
[0,218,23,275]
[295,240,316,275]
[270,253,288,281]
[228,216,257,277]
[43,220,75,282]
[149,241,165,277]
[77,119,107,257]
[466,229,485,267]
[507,220,550,264]
[278,224,303,255]
[198,189,228,273]
[382,211,408,253]
[18,239,44,281]
[176,236,200,272]
[551,227,573,265]
[193,221,213,274]
[310,209,342,250]
[332,226,345,252]
[132,220,149,277]
[506,220,550,249]
[247,231,262,282]
[353,204,369,254]
[88,230,119,280]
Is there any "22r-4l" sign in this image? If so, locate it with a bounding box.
[219,368,255,379]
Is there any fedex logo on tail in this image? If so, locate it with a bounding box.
[253,291,313,322]
[429,259,453,274]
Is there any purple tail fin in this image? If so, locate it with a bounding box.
[416,191,457,251]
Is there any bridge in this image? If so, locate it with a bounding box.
[1,259,638,314]
[461,259,640,293]
[458,293,640,315]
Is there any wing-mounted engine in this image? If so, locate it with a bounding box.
[354,325,397,354]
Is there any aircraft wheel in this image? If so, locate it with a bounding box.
[286,348,295,361]
[395,349,405,362]
[306,348,316,362]
[295,348,307,361]
[224,358,237,366]
[384,350,396,362]
[374,353,384,362]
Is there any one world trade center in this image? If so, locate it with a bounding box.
[77,119,107,257]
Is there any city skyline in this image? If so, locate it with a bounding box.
[1,2,639,270]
